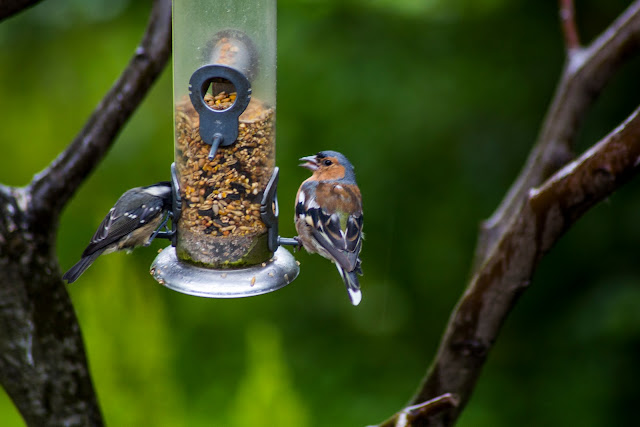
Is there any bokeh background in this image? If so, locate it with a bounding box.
[1,0,640,425]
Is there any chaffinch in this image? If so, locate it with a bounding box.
[295,151,364,305]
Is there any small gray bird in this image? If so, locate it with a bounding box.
[63,182,172,283]
[295,151,364,305]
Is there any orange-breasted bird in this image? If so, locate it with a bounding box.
[295,151,364,305]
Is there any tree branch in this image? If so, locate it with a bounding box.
[407,105,640,426]
[0,250,105,426]
[374,394,459,427]
[27,0,172,223]
[473,0,640,270]
[0,2,171,424]
[559,0,581,51]
[0,0,44,22]
[391,6,640,425]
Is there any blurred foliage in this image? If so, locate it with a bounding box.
[1,0,639,426]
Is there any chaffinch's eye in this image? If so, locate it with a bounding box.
[323,159,333,166]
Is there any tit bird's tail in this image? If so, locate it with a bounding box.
[336,265,362,306]
[62,251,102,283]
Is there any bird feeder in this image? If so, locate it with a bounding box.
[151,0,299,298]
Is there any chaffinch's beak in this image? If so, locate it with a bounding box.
[299,155,318,171]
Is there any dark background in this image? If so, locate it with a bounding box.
[1,0,639,425]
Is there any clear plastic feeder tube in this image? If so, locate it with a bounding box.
[173,0,277,268]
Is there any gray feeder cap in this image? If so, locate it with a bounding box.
[150,246,299,298]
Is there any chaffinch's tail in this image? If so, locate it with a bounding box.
[337,264,362,306]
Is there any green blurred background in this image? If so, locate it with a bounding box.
[1,0,640,425]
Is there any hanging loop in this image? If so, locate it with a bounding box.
[188,65,252,159]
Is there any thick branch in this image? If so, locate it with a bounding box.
[27,0,172,222]
[0,183,105,426]
[0,1,171,425]
[0,245,105,426]
[474,0,640,269]
[0,0,44,22]
[409,106,640,426]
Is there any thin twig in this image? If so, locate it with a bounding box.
[0,0,44,22]
[27,0,172,223]
[559,0,581,51]
[375,394,459,427]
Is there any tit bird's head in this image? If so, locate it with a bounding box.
[141,181,172,208]
[299,151,356,182]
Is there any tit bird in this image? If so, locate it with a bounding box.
[295,151,364,305]
[63,182,173,283]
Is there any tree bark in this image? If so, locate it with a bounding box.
[0,187,104,426]
[473,0,640,270]
[0,0,171,425]
[409,107,640,427]
[377,1,640,426]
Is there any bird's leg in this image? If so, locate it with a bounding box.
[147,213,171,245]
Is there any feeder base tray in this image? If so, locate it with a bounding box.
[150,246,299,298]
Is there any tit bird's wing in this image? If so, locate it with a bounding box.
[82,194,165,256]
